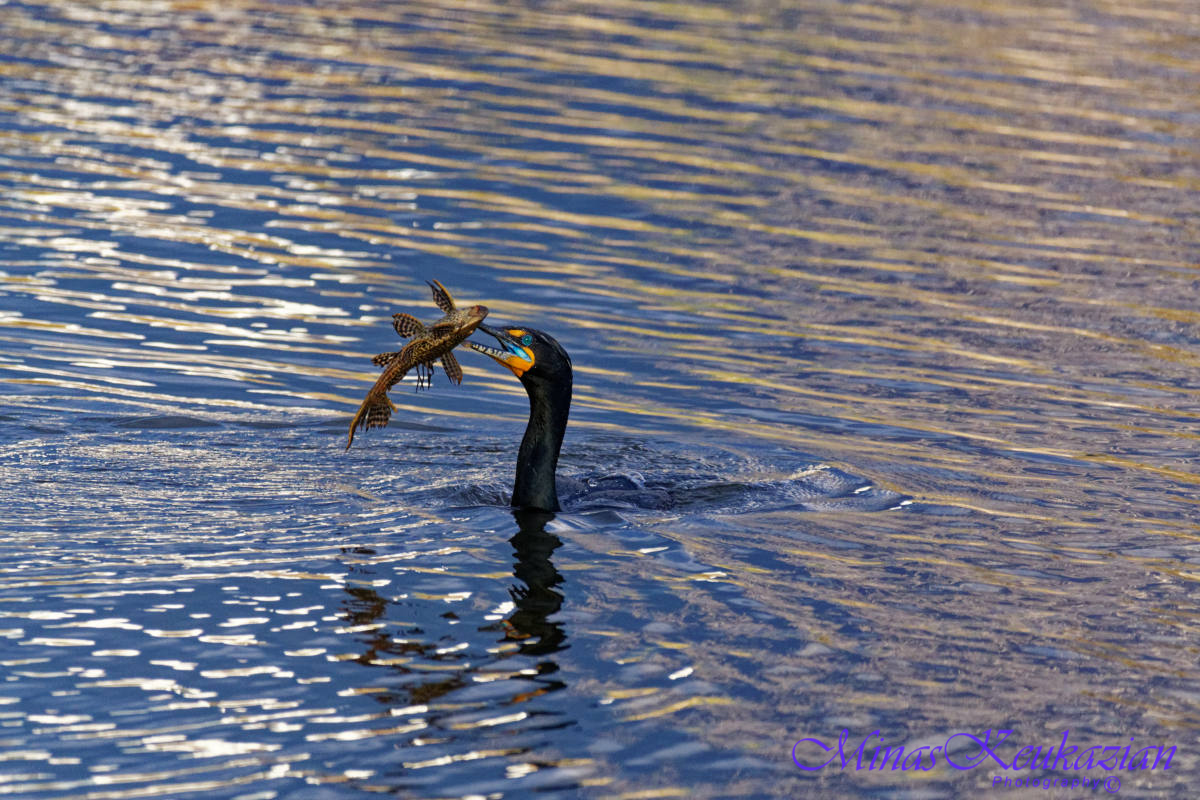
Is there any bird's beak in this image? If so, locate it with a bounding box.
[469,324,534,377]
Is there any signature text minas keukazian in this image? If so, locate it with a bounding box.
[791,729,1174,773]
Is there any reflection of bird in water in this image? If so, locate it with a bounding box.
[337,510,568,710]
[469,325,571,513]
[502,510,566,655]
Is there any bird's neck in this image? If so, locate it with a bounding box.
[513,379,571,512]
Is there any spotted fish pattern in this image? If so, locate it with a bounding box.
[346,280,487,450]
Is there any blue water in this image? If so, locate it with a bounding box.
[3,1,1199,797]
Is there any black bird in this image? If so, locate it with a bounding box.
[469,324,572,512]
[467,324,911,515]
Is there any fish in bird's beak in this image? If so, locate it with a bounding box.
[469,324,535,378]
[456,305,489,332]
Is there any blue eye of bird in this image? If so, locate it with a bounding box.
[521,334,533,347]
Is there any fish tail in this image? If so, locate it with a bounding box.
[345,393,398,450]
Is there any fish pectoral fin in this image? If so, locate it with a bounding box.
[372,351,401,367]
[441,351,463,384]
[392,313,424,338]
[427,279,456,313]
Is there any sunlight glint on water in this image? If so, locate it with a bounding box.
[2,0,1200,797]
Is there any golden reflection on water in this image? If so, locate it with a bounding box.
[4,0,1200,796]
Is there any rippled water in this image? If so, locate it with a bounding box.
[3,1,1200,797]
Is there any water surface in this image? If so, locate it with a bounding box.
[2,1,1199,797]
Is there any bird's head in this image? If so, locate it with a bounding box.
[469,324,572,390]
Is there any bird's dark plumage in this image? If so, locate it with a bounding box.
[469,325,572,512]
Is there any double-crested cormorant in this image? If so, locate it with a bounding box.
[469,324,572,512]
[467,324,910,515]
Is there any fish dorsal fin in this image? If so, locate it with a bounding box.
[427,279,456,313]
[441,351,463,384]
[372,351,401,367]
[427,322,456,338]
[392,313,424,338]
